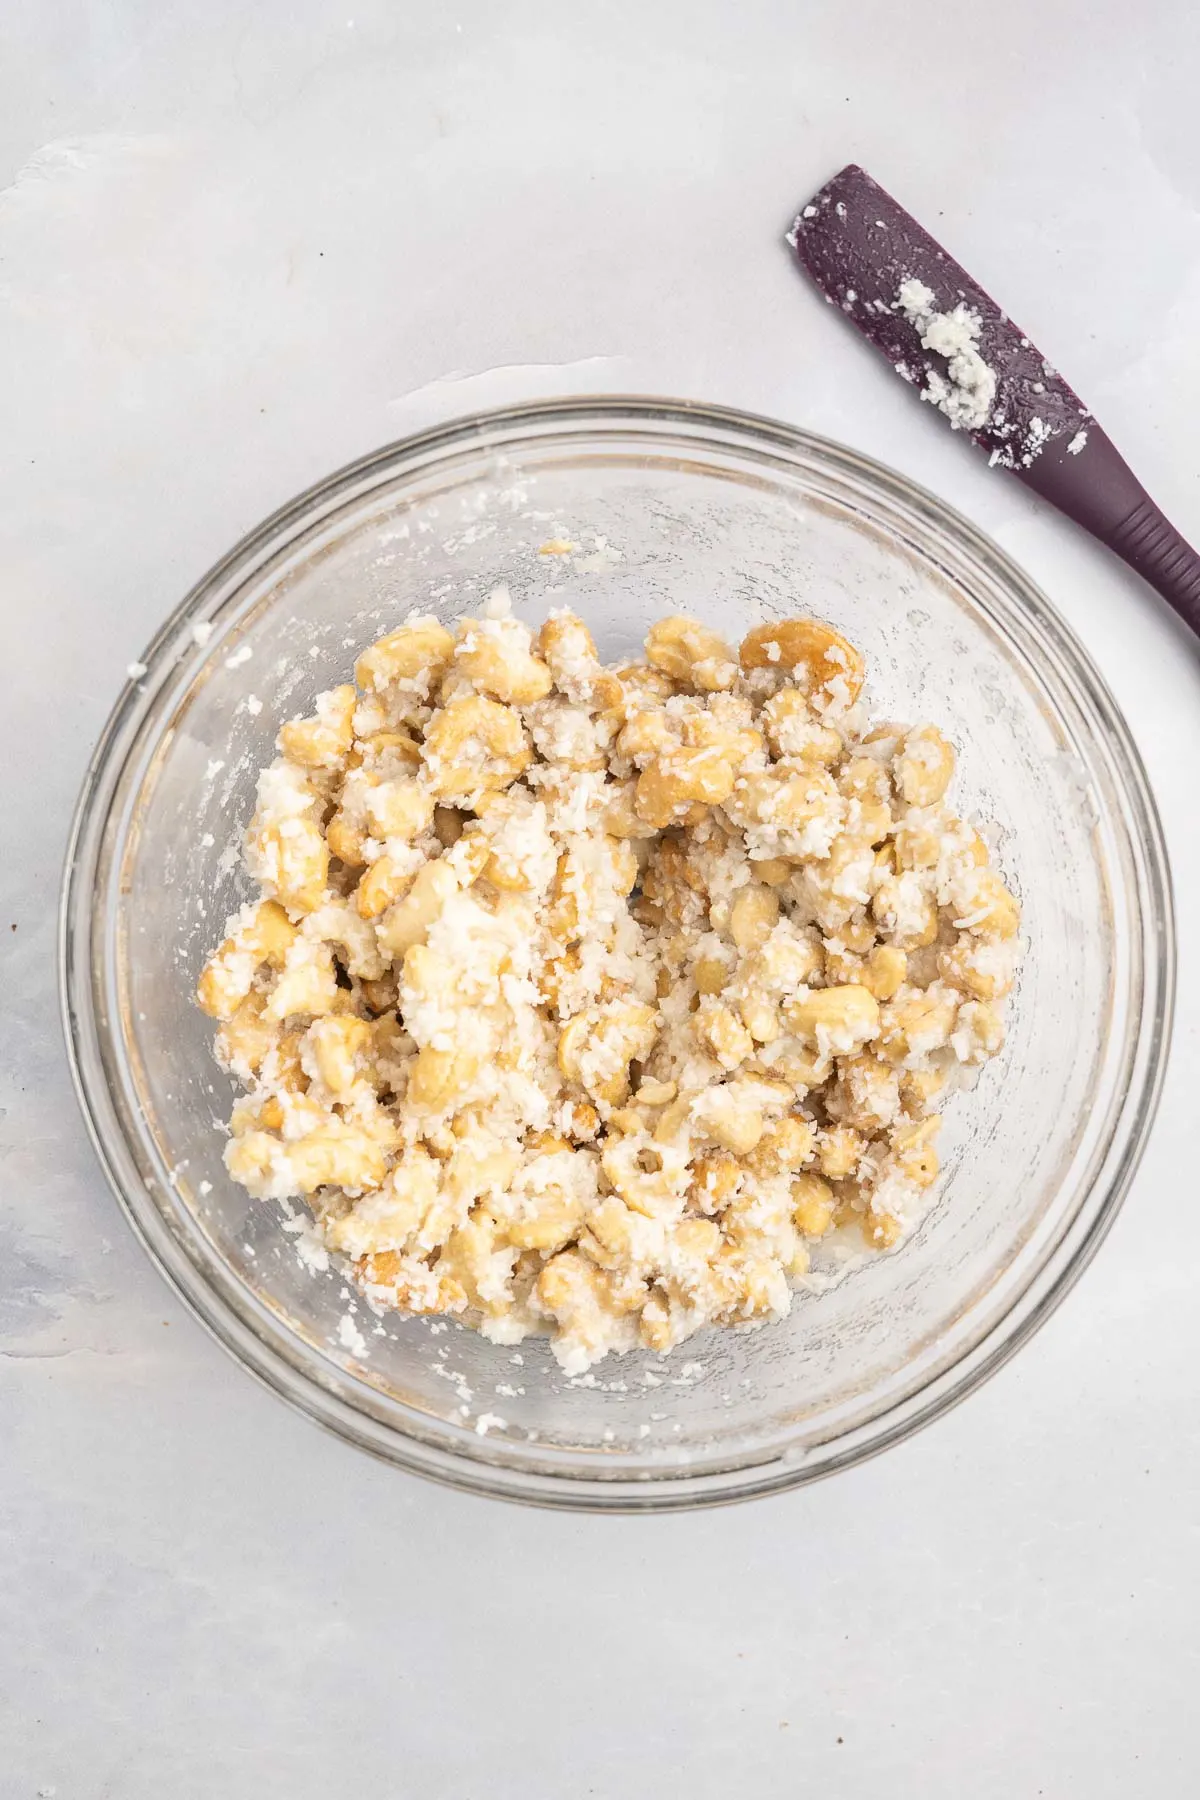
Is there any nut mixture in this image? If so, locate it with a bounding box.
[198,593,1021,1373]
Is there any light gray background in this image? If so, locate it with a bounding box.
[4,3,1200,1795]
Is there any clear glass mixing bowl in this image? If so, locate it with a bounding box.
[60,399,1174,1510]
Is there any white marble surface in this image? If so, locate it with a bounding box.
[4,2,1200,1794]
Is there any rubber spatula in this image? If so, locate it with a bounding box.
[788,163,1200,641]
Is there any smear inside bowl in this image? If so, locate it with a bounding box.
[62,399,1172,1508]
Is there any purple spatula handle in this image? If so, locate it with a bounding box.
[1020,429,1200,637]
[789,164,1200,644]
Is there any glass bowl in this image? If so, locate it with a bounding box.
[60,398,1174,1511]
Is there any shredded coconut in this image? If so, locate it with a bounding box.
[336,1313,367,1356]
[896,277,996,431]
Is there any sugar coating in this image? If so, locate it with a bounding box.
[197,599,1022,1375]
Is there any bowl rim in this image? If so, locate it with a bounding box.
[59,394,1176,1511]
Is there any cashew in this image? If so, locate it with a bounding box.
[739,617,864,707]
[421,695,531,799]
[354,620,455,690]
